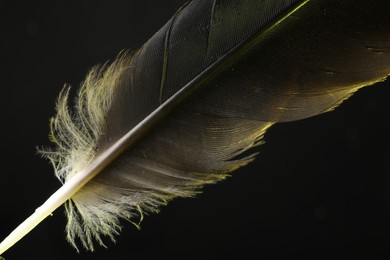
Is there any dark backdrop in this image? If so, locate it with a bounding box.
[0,1,389,259]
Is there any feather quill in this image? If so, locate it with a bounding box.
[1,0,390,254]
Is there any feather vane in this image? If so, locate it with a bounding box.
[1,0,390,254]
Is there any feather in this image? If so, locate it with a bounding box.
[1,0,390,254]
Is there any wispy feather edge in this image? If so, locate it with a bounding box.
[40,52,137,250]
[39,51,267,251]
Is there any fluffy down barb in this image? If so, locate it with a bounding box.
[41,52,134,183]
[39,50,263,251]
[39,52,143,250]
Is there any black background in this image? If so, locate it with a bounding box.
[0,1,389,259]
